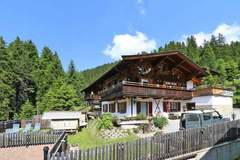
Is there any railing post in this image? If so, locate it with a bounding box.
[61,139,66,153]
[43,146,49,160]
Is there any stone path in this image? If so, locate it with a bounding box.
[0,144,52,160]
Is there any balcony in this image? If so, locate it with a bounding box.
[85,94,101,105]
[99,81,193,100]
[85,94,101,100]
[193,87,233,97]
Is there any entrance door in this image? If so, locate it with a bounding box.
[137,101,152,116]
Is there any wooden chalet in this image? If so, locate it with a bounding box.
[83,51,233,118]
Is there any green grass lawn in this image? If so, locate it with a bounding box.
[68,119,139,149]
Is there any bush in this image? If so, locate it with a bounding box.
[152,116,168,129]
[99,113,113,130]
[135,113,147,120]
[20,100,36,120]
[133,127,139,134]
[112,116,121,127]
[121,114,147,121]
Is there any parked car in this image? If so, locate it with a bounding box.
[180,109,230,129]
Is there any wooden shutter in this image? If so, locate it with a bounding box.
[137,102,141,114]
[148,102,152,116]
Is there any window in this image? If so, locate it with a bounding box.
[212,112,221,119]
[171,102,180,112]
[103,104,108,112]
[163,101,181,112]
[186,114,199,122]
[109,103,115,113]
[117,102,127,114]
[203,114,211,121]
[186,103,195,111]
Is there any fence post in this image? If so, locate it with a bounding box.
[26,133,31,147]
[43,146,49,160]
[61,139,66,153]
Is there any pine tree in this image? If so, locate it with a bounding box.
[20,100,36,120]
[7,37,37,114]
[0,38,13,119]
[38,82,79,112]
[186,36,200,63]
[36,47,64,101]
[67,60,77,84]
[200,43,216,69]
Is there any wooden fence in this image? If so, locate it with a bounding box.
[0,120,20,132]
[0,119,51,133]
[43,132,68,160]
[0,131,63,148]
[48,119,240,160]
[20,119,51,129]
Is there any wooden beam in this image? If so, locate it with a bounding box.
[179,65,192,73]
[166,56,175,63]
[167,56,196,73]
[170,60,186,70]
[154,56,169,67]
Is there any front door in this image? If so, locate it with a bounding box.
[136,101,152,116]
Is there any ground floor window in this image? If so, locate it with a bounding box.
[186,103,195,110]
[102,104,108,112]
[163,101,181,112]
[109,103,115,113]
[117,102,127,114]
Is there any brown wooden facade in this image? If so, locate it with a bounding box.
[100,81,193,101]
[83,51,207,104]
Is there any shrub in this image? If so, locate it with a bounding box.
[152,116,168,129]
[126,129,132,135]
[135,113,147,120]
[121,114,147,121]
[99,113,113,130]
[133,127,139,134]
[154,131,163,137]
[112,116,121,127]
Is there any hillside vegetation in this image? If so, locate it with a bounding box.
[0,34,240,120]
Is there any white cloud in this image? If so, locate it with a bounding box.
[139,8,146,15]
[137,0,146,15]
[103,31,157,60]
[182,23,240,46]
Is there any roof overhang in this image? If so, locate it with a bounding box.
[82,51,207,92]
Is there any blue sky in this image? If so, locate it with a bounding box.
[0,0,240,71]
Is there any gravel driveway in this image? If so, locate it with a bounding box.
[0,144,52,160]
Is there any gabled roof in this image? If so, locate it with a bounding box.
[83,51,207,92]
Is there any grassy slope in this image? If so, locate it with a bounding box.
[68,119,138,149]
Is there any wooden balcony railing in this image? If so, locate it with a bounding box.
[100,81,192,100]
[84,94,101,100]
[193,87,233,97]
[85,82,233,101]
